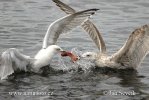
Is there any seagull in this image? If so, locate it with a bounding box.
[81,25,149,69]
[0,9,99,80]
[52,0,149,69]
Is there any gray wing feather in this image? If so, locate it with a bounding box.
[52,0,75,14]
[111,25,149,68]
[42,9,98,48]
[0,48,32,80]
[52,0,106,53]
[82,20,106,52]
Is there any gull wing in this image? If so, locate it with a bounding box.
[0,48,33,80]
[82,20,106,52]
[0,52,14,80]
[111,25,149,68]
[42,8,99,49]
[52,0,106,53]
[52,0,75,14]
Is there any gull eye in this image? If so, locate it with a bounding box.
[56,48,61,51]
[86,54,90,57]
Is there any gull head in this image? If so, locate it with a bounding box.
[46,45,64,54]
[81,52,97,61]
[33,45,64,71]
[35,45,64,60]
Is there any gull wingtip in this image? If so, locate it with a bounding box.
[93,8,100,11]
[89,8,100,15]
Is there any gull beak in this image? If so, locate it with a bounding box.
[60,51,68,56]
[60,49,65,52]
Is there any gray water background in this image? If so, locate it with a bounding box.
[0,0,149,99]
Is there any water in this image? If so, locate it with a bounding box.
[0,0,149,99]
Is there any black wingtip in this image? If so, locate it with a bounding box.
[52,0,57,2]
[94,8,100,11]
[90,8,100,11]
[74,8,100,16]
[52,0,61,4]
[89,8,100,15]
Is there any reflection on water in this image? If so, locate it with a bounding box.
[0,0,149,99]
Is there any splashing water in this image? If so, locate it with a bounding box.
[71,48,96,72]
[56,48,95,73]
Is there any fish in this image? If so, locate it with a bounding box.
[61,51,79,62]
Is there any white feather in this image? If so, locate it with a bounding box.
[0,48,32,80]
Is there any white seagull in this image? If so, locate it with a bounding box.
[0,8,98,80]
[53,0,149,69]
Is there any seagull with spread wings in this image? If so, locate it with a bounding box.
[0,9,99,80]
[81,25,149,69]
[53,0,149,69]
